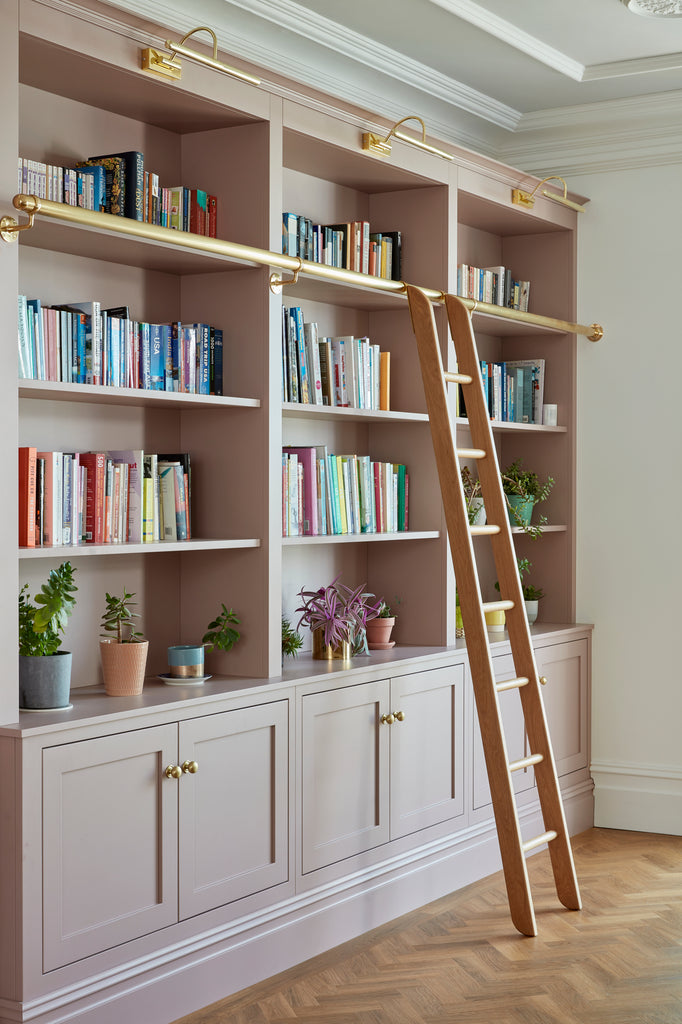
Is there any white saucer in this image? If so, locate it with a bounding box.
[20,704,73,712]
[158,673,212,686]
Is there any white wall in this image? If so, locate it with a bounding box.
[572,164,682,835]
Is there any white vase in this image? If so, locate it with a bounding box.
[469,498,486,526]
[525,599,539,625]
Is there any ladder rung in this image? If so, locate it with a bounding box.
[509,753,544,773]
[496,676,529,692]
[522,830,558,854]
[444,371,473,385]
[456,447,487,460]
[470,524,500,536]
[482,600,514,614]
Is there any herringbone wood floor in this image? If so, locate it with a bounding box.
[174,828,682,1024]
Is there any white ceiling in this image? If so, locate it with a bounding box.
[103,0,682,171]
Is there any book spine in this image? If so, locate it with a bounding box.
[18,447,37,547]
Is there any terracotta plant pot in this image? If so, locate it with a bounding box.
[365,616,396,649]
[311,629,351,662]
[100,640,149,696]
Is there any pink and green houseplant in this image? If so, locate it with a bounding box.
[295,575,382,660]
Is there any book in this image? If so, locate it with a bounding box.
[303,321,323,405]
[18,446,37,548]
[283,446,318,535]
[189,189,208,234]
[158,452,191,538]
[142,453,158,542]
[210,327,223,396]
[318,338,334,406]
[60,301,101,385]
[80,451,106,544]
[158,461,179,541]
[379,350,391,411]
[88,151,143,220]
[37,451,63,547]
[18,295,31,378]
[107,449,143,543]
[77,166,106,212]
[76,157,125,217]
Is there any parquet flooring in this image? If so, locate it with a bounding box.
[173,828,682,1024]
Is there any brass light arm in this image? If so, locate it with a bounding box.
[141,25,260,85]
[362,116,453,161]
[512,176,585,213]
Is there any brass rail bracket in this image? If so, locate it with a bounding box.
[1,195,40,243]
[269,257,302,294]
[588,323,604,342]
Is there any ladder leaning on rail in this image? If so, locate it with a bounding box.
[406,285,582,937]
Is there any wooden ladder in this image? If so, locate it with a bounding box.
[406,286,582,936]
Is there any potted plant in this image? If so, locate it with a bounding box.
[19,560,78,710]
[202,604,241,655]
[282,615,303,660]
[461,466,486,525]
[365,600,397,649]
[295,575,382,661]
[99,588,148,696]
[502,458,554,538]
[494,558,545,625]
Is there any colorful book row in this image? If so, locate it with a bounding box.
[18,152,217,235]
[282,307,390,409]
[282,446,409,538]
[456,263,530,311]
[478,358,546,424]
[18,447,192,549]
[18,297,223,395]
[282,213,401,280]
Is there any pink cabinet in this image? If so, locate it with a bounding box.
[536,638,589,777]
[42,700,290,971]
[300,664,466,874]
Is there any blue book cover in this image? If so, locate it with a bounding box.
[139,322,151,390]
[210,327,223,396]
[88,150,143,220]
[26,298,44,380]
[149,323,165,390]
[77,166,106,211]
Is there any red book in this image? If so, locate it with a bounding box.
[207,194,217,238]
[18,446,37,548]
[189,189,207,235]
[80,451,106,544]
[373,461,384,533]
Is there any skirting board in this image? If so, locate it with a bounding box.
[592,760,682,836]
[6,781,594,1024]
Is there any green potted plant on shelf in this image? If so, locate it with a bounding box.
[99,588,148,696]
[282,615,303,660]
[296,575,382,661]
[461,466,486,525]
[203,604,241,655]
[502,458,554,538]
[494,557,545,625]
[365,599,397,649]
[19,560,78,710]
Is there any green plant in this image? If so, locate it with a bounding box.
[203,604,241,653]
[377,600,394,618]
[295,576,382,649]
[494,558,544,602]
[282,615,304,658]
[19,561,78,656]
[502,458,554,538]
[461,466,484,525]
[100,589,145,643]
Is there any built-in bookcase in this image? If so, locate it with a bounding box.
[0,0,585,717]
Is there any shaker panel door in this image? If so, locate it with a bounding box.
[43,725,178,971]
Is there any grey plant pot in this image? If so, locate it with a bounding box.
[19,651,72,709]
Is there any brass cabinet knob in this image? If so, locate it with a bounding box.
[394,710,405,722]
[182,760,199,774]
[165,764,182,779]
[380,712,395,725]
[540,676,548,686]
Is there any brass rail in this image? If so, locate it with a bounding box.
[4,194,603,341]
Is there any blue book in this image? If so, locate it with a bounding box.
[88,150,144,220]
[149,323,165,390]
[26,298,44,380]
[139,321,151,390]
[77,166,106,212]
[210,327,223,396]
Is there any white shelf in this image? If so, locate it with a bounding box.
[455,417,566,435]
[19,538,261,558]
[19,380,260,410]
[282,531,439,545]
[282,403,428,424]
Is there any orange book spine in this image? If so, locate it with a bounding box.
[18,446,37,548]
[379,351,390,411]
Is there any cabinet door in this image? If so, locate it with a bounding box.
[301,679,390,873]
[178,701,289,919]
[536,639,589,776]
[43,725,178,972]
[390,664,465,840]
[472,653,534,811]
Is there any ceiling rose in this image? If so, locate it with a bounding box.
[621,0,682,15]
